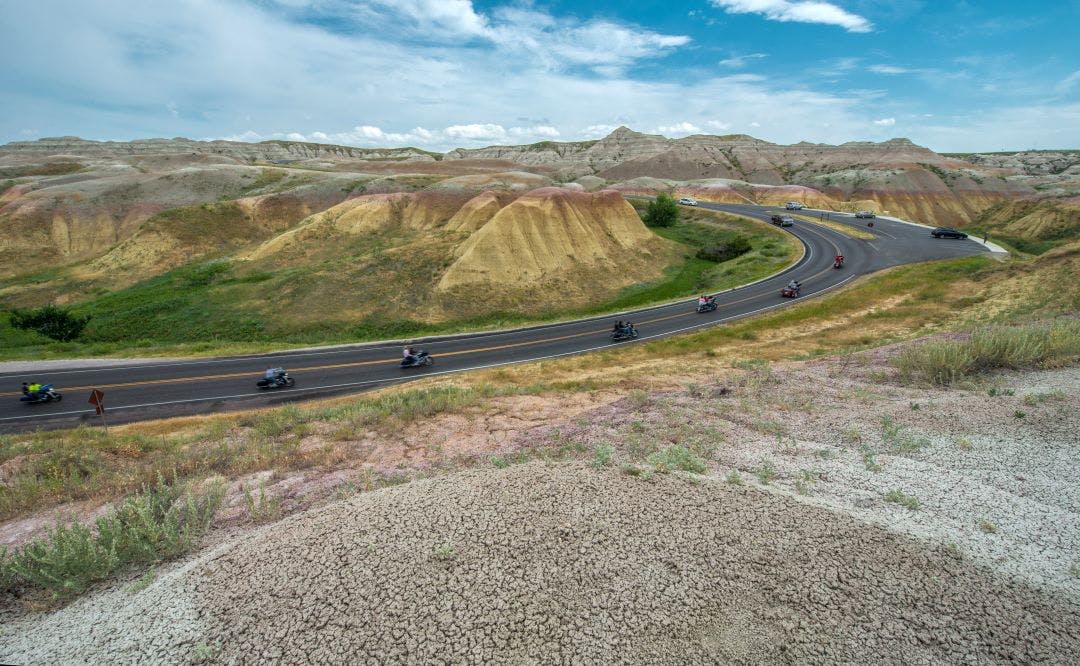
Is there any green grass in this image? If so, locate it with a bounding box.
[0,475,223,600]
[646,445,707,474]
[0,206,796,359]
[0,384,545,521]
[625,254,1011,361]
[884,488,920,511]
[893,319,1080,386]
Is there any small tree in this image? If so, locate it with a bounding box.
[9,305,90,342]
[644,193,679,228]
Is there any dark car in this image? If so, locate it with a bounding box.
[769,215,794,227]
[854,210,876,219]
[931,227,968,239]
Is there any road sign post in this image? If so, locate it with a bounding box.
[88,389,107,435]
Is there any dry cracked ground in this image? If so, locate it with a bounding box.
[1,350,1078,664]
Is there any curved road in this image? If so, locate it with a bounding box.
[0,204,993,431]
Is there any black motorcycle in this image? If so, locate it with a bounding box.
[20,384,62,404]
[257,369,295,389]
[610,325,639,342]
[696,299,718,313]
[400,351,434,368]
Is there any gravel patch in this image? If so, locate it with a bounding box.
[3,463,1078,664]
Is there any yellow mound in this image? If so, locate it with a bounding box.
[248,192,469,260]
[445,191,505,233]
[436,188,679,302]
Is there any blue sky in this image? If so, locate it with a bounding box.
[2,0,1077,152]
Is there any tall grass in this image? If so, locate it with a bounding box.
[893,320,1080,385]
[0,384,544,522]
[0,475,223,600]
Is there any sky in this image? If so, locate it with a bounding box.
[1,0,1077,152]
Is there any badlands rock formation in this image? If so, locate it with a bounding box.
[0,136,437,163]
[436,188,679,306]
[447,127,1037,227]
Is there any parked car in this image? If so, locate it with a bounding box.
[854,210,876,219]
[931,227,968,239]
[677,197,697,206]
[770,215,794,227]
[784,202,804,210]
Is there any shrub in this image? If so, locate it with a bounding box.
[644,193,679,228]
[1,476,223,600]
[243,482,283,524]
[893,320,1080,385]
[8,305,90,342]
[591,443,614,467]
[695,235,751,262]
[647,445,707,474]
[884,488,920,510]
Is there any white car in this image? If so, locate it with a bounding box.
[677,197,697,206]
[784,201,804,210]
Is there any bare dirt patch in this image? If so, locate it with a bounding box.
[2,463,1077,664]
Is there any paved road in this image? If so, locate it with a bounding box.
[0,204,992,431]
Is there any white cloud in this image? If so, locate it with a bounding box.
[710,0,872,33]
[581,124,620,138]
[1055,69,1080,94]
[347,0,490,39]
[719,53,767,68]
[509,125,560,138]
[658,122,702,136]
[220,130,266,142]
[3,0,1074,154]
[869,64,909,75]
[873,118,896,126]
[444,123,508,141]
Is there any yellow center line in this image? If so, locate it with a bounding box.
[5,224,845,399]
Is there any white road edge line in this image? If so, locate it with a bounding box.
[0,274,857,424]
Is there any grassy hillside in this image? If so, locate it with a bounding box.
[0,201,796,359]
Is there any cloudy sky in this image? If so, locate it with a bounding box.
[2,0,1077,152]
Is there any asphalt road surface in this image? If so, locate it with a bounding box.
[0,204,993,431]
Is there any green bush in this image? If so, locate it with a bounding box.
[893,320,1080,385]
[644,194,679,228]
[647,445,707,474]
[695,234,751,262]
[1,476,223,600]
[8,305,90,342]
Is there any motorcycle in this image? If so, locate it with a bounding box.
[696,299,718,313]
[257,368,295,389]
[20,384,62,403]
[610,325,639,342]
[400,351,434,368]
[833,257,844,269]
[780,285,801,298]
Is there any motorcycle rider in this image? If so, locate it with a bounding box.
[698,295,708,307]
[403,347,418,364]
[613,321,624,333]
[787,279,801,292]
[834,253,844,266]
